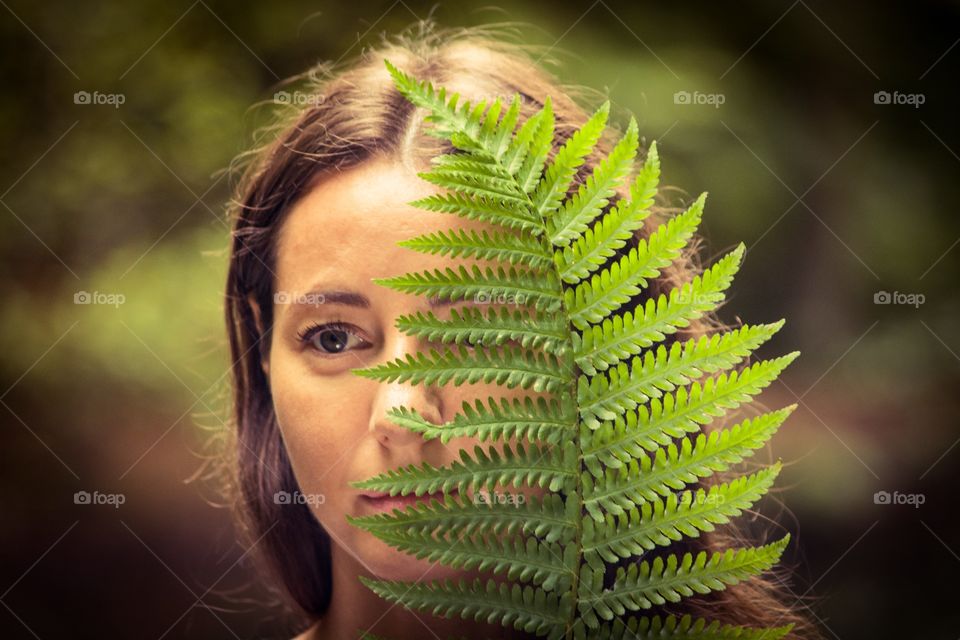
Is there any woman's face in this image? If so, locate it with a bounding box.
[264,156,542,581]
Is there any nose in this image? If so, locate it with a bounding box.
[369,337,444,450]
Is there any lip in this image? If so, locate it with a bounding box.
[358,489,457,514]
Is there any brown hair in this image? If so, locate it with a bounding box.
[223,20,823,638]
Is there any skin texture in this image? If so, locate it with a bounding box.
[259,156,545,640]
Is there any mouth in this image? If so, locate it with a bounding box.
[358,488,458,513]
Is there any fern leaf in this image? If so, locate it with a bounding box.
[578,536,790,626]
[384,395,576,445]
[394,305,569,357]
[363,528,574,591]
[566,193,705,329]
[556,140,660,284]
[578,325,789,429]
[533,101,610,220]
[582,407,795,521]
[583,352,799,476]
[548,118,639,246]
[354,344,571,392]
[348,492,577,544]
[398,227,555,270]
[573,244,746,375]
[351,441,577,495]
[410,192,543,235]
[372,263,562,313]
[582,464,782,567]
[509,98,555,193]
[348,61,804,639]
[360,576,571,638]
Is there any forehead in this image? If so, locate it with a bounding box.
[272,157,490,295]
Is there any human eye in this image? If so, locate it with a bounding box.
[296,320,370,356]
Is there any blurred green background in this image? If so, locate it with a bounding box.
[1,1,957,637]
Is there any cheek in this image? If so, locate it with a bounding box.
[269,358,370,490]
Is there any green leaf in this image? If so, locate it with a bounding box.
[348,492,577,544]
[556,140,660,284]
[347,60,804,639]
[578,535,790,625]
[360,576,571,638]
[565,193,705,329]
[354,343,572,392]
[351,441,577,496]
[573,243,746,375]
[384,395,577,445]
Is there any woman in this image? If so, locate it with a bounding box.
[222,21,821,640]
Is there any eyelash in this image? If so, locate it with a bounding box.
[296,320,367,355]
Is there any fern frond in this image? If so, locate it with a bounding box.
[372,264,562,313]
[578,536,790,627]
[384,395,576,445]
[548,118,639,246]
[348,61,804,639]
[577,324,790,429]
[361,576,571,638]
[354,343,571,392]
[582,464,782,567]
[582,352,799,476]
[398,227,554,270]
[410,192,543,235]
[352,441,577,495]
[364,528,574,591]
[582,407,795,521]
[573,243,745,375]
[566,193,705,329]
[508,98,555,193]
[534,101,610,220]
[394,306,568,357]
[556,140,660,284]
[348,492,577,544]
